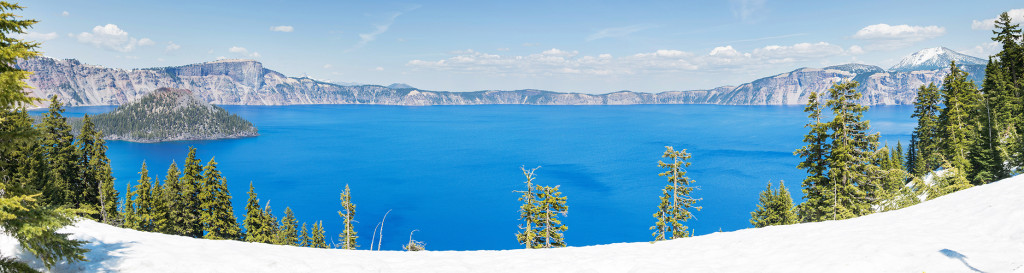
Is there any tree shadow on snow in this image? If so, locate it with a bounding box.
[9,239,132,272]
[939,248,984,273]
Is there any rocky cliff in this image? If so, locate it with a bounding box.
[16,50,986,107]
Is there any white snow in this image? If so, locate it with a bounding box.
[890,47,987,71]
[4,175,1024,272]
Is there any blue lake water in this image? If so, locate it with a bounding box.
[39,104,915,250]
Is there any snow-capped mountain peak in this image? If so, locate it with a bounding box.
[889,47,986,72]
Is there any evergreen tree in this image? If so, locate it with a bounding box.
[298,222,310,247]
[927,161,973,200]
[179,147,204,237]
[0,4,89,269]
[750,181,797,228]
[794,92,831,221]
[337,184,358,250]
[911,83,943,176]
[75,115,102,219]
[650,146,701,241]
[824,81,878,220]
[127,162,157,231]
[149,174,169,233]
[402,230,425,251]
[161,161,184,235]
[199,158,241,240]
[515,166,541,248]
[243,182,264,242]
[937,62,979,181]
[309,221,328,248]
[906,138,919,175]
[258,202,280,244]
[277,207,299,246]
[38,96,79,207]
[533,185,568,248]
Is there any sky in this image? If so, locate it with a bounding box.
[14,0,1024,93]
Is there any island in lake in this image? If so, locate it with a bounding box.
[70,87,258,143]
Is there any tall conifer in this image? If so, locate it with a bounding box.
[750,181,797,228]
[338,185,358,250]
[651,146,701,240]
[180,147,204,237]
[824,81,878,220]
[199,158,241,240]
[794,92,831,221]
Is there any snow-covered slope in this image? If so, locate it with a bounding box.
[890,47,987,72]
[4,175,1024,272]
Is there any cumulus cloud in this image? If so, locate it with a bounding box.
[74,24,153,52]
[586,24,656,41]
[166,42,181,52]
[407,42,852,76]
[851,24,945,49]
[270,25,294,32]
[16,31,58,41]
[972,9,1024,30]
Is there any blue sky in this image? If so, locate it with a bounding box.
[15,0,1024,93]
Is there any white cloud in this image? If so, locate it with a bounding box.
[352,6,419,50]
[229,46,248,54]
[960,41,1000,57]
[16,31,58,41]
[166,42,181,52]
[323,64,333,69]
[586,24,656,41]
[729,0,767,23]
[972,9,1024,30]
[228,46,260,58]
[270,25,294,32]
[375,67,384,71]
[849,45,865,55]
[61,11,69,16]
[407,42,852,76]
[74,24,153,52]
[851,24,945,49]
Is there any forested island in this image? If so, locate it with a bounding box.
[68,87,258,143]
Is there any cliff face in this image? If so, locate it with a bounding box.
[16,57,984,107]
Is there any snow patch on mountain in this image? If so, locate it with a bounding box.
[890,47,986,72]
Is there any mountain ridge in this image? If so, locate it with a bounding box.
[16,47,987,107]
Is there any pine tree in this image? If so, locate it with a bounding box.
[298,222,310,247]
[309,221,328,248]
[927,161,973,200]
[989,13,1024,172]
[937,61,979,181]
[162,161,184,235]
[824,81,878,220]
[794,91,831,221]
[906,138,918,175]
[38,96,80,207]
[258,202,280,244]
[651,146,701,241]
[0,4,89,268]
[243,182,264,242]
[533,185,568,248]
[75,115,102,219]
[911,83,943,176]
[515,166,541,248]
[149,174,169,233]
[402,230,425,251]
[127,162,157,231]
[337,184,358,250]
[750,181,797,228]
[277,207,299,246]
[199,158,241,240]
[179,147,205,237]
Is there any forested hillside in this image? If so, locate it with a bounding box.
[69,87,258,142]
